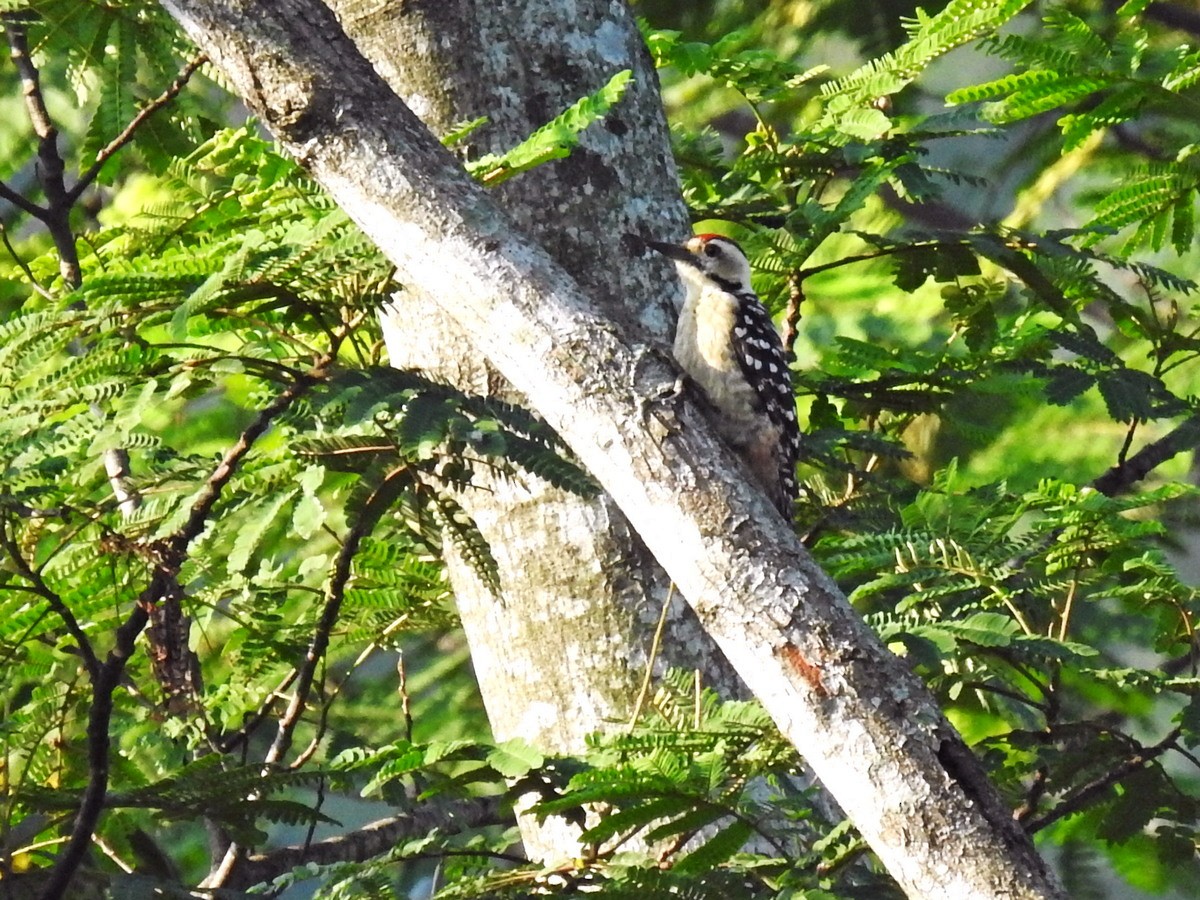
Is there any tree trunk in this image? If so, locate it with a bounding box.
[161,0,1068,896]
[328,0,748,860]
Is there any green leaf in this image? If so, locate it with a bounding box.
[441,116,489,147]
[487,739,544,779]
[291,492,325,540]
[1044,367,1095,406]
[468,69,632,186]
[820,0,1033,137]
[578,795,697,846]
[1096,369,1157,422]
[674,819,756,873]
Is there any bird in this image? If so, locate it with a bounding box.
[647,233,800,517]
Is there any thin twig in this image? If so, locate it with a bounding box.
[796,238,973,282]
[398,651,413,743]
[781,273,803,363]
[287,697,332,770]
[627,581,676,730]
[1024,726,1183,834]
[0,519,100,678]
[1013,767,1048,825]
[300,775,326,861]
[171,362,332,558]
[290,638,389,769]
[1172,740,1200,771]
[36,357,331,900]
[1116,419,1139,468]
[68,53,208,204]
[1055,572,1079,643]
[0,220,53,297]
[957,680,1048,713]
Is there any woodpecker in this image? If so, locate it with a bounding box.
[648,233,801,517]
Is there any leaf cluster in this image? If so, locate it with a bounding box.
[4,0,1200,897]
[291,673,893,899]
[0,123,593,893]
[649,1,1200,893]
[946,3,1200,254]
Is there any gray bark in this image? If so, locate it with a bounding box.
[328,0,749,860]
[160,0,1068,896]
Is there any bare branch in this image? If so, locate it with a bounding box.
[3,14,56,139]
[3,13,79,287]
[0,219,54,297]
[0,176,48,219]
[0,517,100,678]
[68,53,209,204]
[37,352,335,900]
[102,447,141,517]
[1091,415,1200,496]
[224,798,508,889]
[781,273,804,363]
[1025,727,1183,834]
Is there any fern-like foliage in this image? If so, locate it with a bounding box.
[2,0,212,186]
[0,121,595,893]
[820,468,1200,810]
[816,0,1033,141]
[467,69,633,186]
[4,0,1200,896]
[310,674,895,899]
[944,4,1200,253]
[642,4,1200,891]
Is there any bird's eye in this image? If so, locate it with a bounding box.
[703,242,722,258]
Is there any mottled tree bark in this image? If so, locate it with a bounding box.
[328,0,748,859]
[160,0,1068,896]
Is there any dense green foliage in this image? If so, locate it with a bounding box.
[1,0,1198,897]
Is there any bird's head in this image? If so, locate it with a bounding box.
[647,233,753,295]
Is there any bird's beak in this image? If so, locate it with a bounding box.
[646,239,700,268]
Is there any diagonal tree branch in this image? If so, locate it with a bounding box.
[3,13,79,287]
[1025,727,1183,834]
[1091,415,1200,497]
[0,517,101,678]
[0,175,47,219]
[157,1,1066,897]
